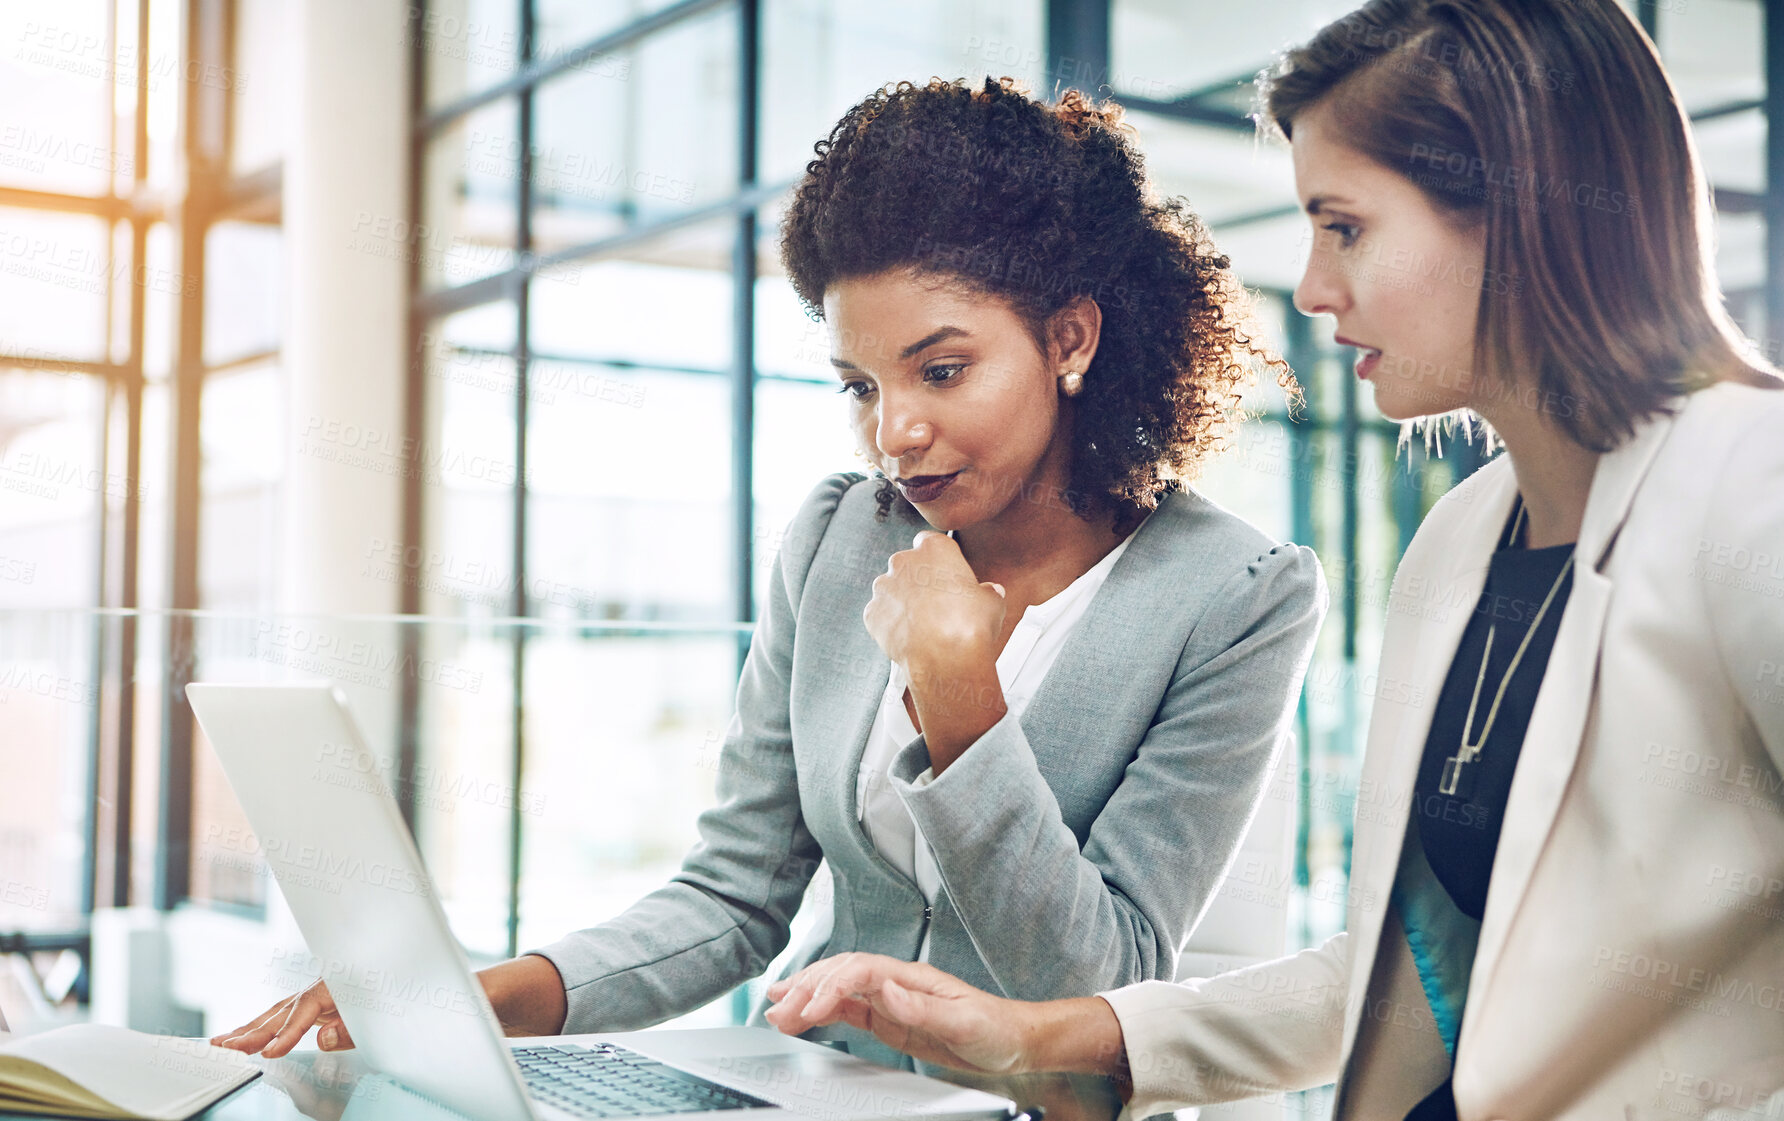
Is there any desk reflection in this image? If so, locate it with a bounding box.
[928,1068,1125,1121]
[190,1048,1125,1121]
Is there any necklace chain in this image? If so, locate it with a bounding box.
[1439,503,1576,796]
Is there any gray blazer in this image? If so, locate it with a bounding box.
[528,472,1326,1067]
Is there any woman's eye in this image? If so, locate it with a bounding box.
[924,364,967,384]
[836,381,874,400]
[1323,222,1361,249]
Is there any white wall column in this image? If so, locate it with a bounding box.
[282,0,410,618]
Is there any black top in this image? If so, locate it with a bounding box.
[1403,498,1575,1121]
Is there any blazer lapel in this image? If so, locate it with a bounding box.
[798,496,917,869]
[1337,465,1515,1066]
[1461,406,1681,1018]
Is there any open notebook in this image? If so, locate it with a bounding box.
[0,1024,261,1120]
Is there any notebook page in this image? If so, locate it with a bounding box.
[1,1025,258,1120]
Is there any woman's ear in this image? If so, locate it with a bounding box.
[1050,296,1104,375]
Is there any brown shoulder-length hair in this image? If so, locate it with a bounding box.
[1263,0,1774,452]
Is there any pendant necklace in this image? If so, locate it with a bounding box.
[1438,504,1576,798]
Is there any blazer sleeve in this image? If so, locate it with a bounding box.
[521,474,853,1032]
[1702,403,1784,774]
[1098,934,1350,1117]
[887,543,1327,998]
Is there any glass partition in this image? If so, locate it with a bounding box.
[0,605,760,1029]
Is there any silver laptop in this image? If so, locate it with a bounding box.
[186,682,1019,1121]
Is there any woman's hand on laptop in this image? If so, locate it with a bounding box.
[211,979,354,1057]
[764,953,1127,1080]
[210,955,568,1057]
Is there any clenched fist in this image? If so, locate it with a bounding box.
[863,531,1009,773]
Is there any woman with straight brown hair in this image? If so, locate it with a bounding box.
[760,1,1784,1117]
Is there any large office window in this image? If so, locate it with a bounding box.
[0,0,285,989]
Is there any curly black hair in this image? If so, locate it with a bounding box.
[780,76,1291,526]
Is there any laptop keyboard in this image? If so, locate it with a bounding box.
[515,1042,774,1118]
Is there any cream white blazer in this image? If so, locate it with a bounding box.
[1102,381,1784,1120]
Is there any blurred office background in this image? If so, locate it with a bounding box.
[0,0,1771,1114]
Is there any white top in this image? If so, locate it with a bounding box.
[853,523,1143,957]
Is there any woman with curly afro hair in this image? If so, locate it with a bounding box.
[212,76,1327,1076]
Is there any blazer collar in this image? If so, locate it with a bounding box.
[1575,403,1681,573]
[1403,392,1682,584]
[1389,389,1681,591]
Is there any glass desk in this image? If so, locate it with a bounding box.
[0,1036,1125,1121]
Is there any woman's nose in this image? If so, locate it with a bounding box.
[1293,235,1350,319]
[874,394,933,463]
